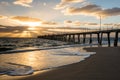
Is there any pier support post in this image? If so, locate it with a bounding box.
[89,33,92,44]
[60,35,62,41]
[114,32,119,47]
[68,34,71,42]
[107,32,111,47]
[58,35,61,41]
[83,34,86,44]
[52,35,54,40]
[97,33,100,45]
[62,35,64,41]
[100,33,103,45]
[55,35,57,40]
[73,34,75,43]
[56,35,59,40]
[64,34,67,42]
[78,34,80,43]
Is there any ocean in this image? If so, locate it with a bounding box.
[0,37,119,76]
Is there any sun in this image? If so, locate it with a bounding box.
[20,22,41,31]
[22,22,41,27]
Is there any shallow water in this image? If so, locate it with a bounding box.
[0,47,95,76]
[0,38,69,49]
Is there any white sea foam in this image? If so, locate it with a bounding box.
[6,67,33,76]
[0,63,34,76]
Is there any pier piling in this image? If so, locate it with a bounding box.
[83,34,86,44]
[89,33,92,44]
[114,32,119,47]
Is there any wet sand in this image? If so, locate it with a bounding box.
[0,46,120,80]
[15,47,120,80]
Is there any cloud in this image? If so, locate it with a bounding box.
[64,4,102,16]
[41,21,58,25]
[114,23,120,27]
[55,0,85,9]
[86,22,98,25]
[64,20,72,24]
[103,23,120,27]
[100,8,120,17]
[10,16,41,22]
[0,1,10,6]
[103,23,113,26]
[0,15,59,27]
[10,16,43,27]
[63,0,84,3]
[0,15,7,19]
[64,20,82,26]
[0,25,27,33]
[13,0,33,7]
[9,16,59,27]
[64,4,120,18]
[73,21,81,26]
[64,20,98,26]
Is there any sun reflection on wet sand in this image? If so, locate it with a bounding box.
[0,47,89,70]
[0,47,93,80]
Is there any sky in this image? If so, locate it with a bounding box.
[0,0,120,37]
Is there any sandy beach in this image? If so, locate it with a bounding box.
[7,46,118,80]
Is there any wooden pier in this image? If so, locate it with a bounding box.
[38,29,120,47]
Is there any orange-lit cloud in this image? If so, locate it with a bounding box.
[64,20,98,26]
[73,21,81,26]
[64,4,120,18]
[55,0,85,9]
[13,0,33,7]
[103,23,113,26]
[87,22,98,25]
[10,16,41,22]
[114,23,120,27]
[103,23,120,27]
[64,4,101,16]
[0,25,27,33]
[10,16,59,27]
[0,15,7,19]
[64,20,72,24]
[10,16,43,27]
[0,25,50,37]
[41,21,58,25]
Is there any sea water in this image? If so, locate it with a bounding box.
[0,38,119,76]
[0,47,95,76]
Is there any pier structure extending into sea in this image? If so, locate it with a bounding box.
[38,29,120,47]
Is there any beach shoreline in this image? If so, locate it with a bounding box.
[1,46,120,80]
[21,47,120,80]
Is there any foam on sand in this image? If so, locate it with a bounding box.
[0,63,34,76]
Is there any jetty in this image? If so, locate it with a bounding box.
[38,29,120,47]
